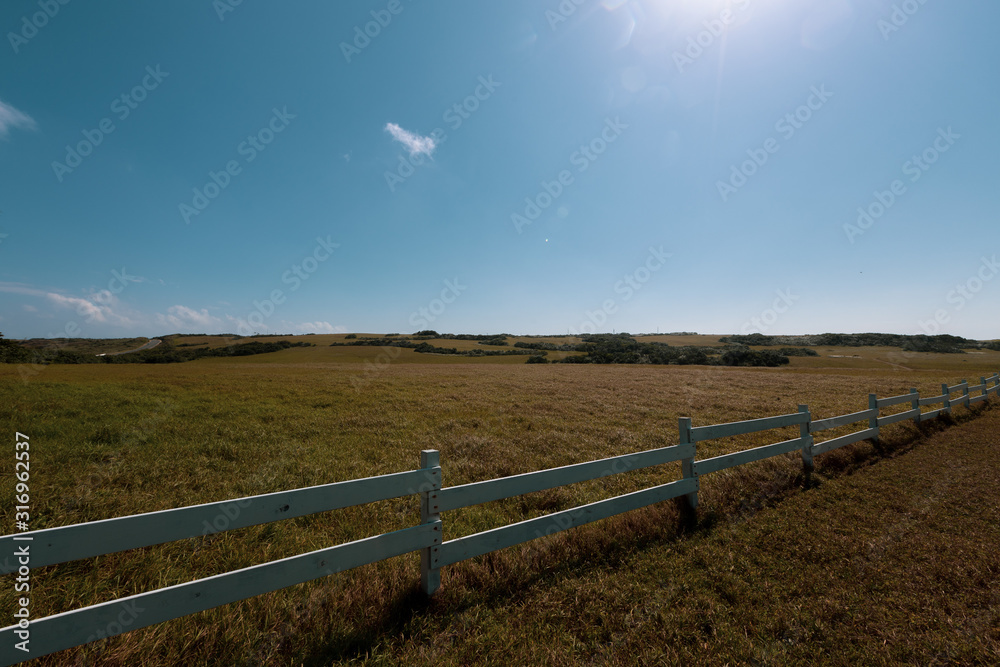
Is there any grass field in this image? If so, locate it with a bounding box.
[1,336,999,665]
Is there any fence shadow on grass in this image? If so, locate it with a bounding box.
[298,399,995,665]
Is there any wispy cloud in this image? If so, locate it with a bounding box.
[157,305,223,331]
[1,282,145,331]
[384,122,436,157]
[0,98,36,139]
[0,283,110,323]
[46,292,106,322]
[0,282,44,298]
[46,290,138,327]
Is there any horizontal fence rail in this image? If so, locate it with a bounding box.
[0,464,442,666]
[809,408,876,432]
[1,371,997,665]
[437,444,694,512]
[876,392,917,408]
[919,393,949,406]
[689,412,809,442]
[878,408,921,427]
[0,469,440,574]
[435,478,697,569]
[0,524,440,666]
[812,428,879,457]
[694,437,805,476]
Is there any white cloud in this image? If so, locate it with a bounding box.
[384,122,437,157]
[46,292,108,323]
[46,290,139,327]
[156,305,223,331]
[0,282,139,329]
[0,99,36,139]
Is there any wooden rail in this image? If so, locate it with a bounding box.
[2,371,997,665]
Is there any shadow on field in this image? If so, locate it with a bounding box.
[299,401,995,664]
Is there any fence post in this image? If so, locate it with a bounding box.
[868,393,879,447]
[799,404,813,487]
[910,388,920,424]
[419,449,442,597]
[981,377,988,403]
[677,417,698,526]
[942,383,951,416]
[962,379,970,409]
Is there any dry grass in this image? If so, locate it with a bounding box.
[18,337,152,355]
[1,344,998,665]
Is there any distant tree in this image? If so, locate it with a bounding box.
[0,333,32,363]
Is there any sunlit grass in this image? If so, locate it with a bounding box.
[1,344,998,665]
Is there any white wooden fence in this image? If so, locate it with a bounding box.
[2,372,997,665]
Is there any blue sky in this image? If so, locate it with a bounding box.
[1,0,998,340]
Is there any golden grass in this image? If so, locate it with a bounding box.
[1,344,998,665]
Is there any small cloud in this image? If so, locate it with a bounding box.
[343,152,351,162]
[384,122,436,157]
[23,304,37,313]
[0,99,36,139]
